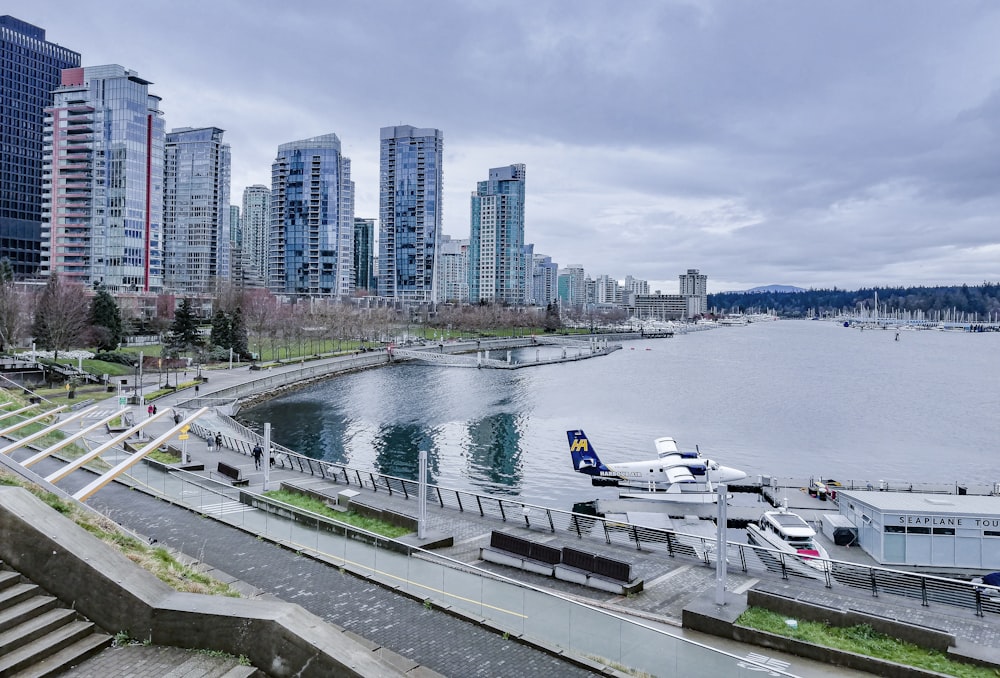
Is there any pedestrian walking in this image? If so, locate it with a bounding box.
[152,405,157,415]
[215,432,223,450]
[206,435,214,453]
[173,412,181,425]
[252,443,263,470]
[147,404,153,417]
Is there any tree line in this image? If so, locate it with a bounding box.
[709,283,1000,318]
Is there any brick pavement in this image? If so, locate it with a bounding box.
[31,455,601,678]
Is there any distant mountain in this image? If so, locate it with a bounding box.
[730,284,806,294]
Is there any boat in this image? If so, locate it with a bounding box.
[746,504,831,571]
[566,430,747,503]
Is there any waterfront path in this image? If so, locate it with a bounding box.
[22,354,994,676]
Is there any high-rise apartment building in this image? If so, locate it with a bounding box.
[240,184,270,288]
[229,204,243,285]
[163,127,231,293]
[378,125,443,302]
[270,134,354,297]
[624,275,649,296]
[558,265,586,307]
[0,16,80,278]
[353,217,375,293]
[532,254,558,307]
[679,268,708,316]
[41,65,165,292]
[436,235,469,303]
[469,164,526,304]
[594,274,622,305]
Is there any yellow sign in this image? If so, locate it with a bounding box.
[178,433,189,441]
[180,424,190,433]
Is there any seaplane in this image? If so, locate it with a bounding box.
[567,430,747,503]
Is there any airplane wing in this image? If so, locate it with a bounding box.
[654,437,680,457]
[664,464,697,483]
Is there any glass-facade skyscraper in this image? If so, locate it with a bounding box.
[41,65,165,293]
[0,16,80,278]
[163,127,231,293]
[469,164,527,304]
[378,125,443,302]
[353,217,375,293]
[270,134,354,296]
[241,184,270,288]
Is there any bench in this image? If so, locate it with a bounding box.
[480,532,643,594]
[555,547,642,595]
[480,532,561,576]
[217,461,249,486]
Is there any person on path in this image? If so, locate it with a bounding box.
[206,435,214,453]
[252,444,263,470]
[215,432,223,450]
[147,404,153,417]
[152,405,157,415]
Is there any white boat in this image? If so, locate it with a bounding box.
[746,505,830,571]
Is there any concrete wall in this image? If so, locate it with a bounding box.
[0,486,412,678]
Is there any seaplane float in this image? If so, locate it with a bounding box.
[566,430,747,504]
[746,503,831,572]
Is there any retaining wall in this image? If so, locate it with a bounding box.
[0,486,412,678]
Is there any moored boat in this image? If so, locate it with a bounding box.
[746,504,830,571]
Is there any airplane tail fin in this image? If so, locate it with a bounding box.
[567,430,608,477]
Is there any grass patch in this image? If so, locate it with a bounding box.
[145,449,180,464]
[263,489,411,538]
[0,470,239,597]
[736,607,997,677]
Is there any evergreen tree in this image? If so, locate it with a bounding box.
[231,307,250,357]
[166,298,202,354]
[210,309,232,349]
[88,287,124,351]
[0,259,13,284]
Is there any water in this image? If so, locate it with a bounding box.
[240,321,1000,510]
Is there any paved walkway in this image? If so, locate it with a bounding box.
[21,355,997,676]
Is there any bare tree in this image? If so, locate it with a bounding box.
[241,288,277,361]
[0,281,29,352]
[31,274,89,359]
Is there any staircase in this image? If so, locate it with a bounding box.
[0,566,111,677]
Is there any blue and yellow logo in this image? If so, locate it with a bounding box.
[569,438,589,453]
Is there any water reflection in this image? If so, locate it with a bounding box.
[371,423,440,482]
[465,413,524,495]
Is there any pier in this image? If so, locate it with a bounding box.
[388,336,622,368]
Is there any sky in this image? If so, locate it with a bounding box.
[8,1,1000,293]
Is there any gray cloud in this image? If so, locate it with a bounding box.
[9,0,1000,291]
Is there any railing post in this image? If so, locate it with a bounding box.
[498,499,506,522]
[921,577,928,606]
[546,509,555,533]
[476,495,484,517]
[456,492,464,512]
[666,532,675,557]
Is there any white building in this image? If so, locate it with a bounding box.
[241,184,270,288]
[436,235,469,303]
[839,490,1000,569]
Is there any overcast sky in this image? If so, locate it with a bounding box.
[10,1,1000,292]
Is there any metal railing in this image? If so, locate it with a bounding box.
[176,420,1000,620]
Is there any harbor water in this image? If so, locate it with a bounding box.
[240,320,1000,510]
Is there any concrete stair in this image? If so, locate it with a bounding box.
[0,566,111,677]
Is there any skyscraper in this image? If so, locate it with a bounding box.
[163,127,231,293]
[41,65,165,293]
[469,164,527,305]
[241,185,270,288]
[436,235,469,303]
[270,134,354,296]
[378,125,443,302]
[353,217,375,293]
[0,16,80,278]
[532,254,559,307]
[679,268,708,316]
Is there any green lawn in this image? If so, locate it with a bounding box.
[736,607,997,677]
[262,489,411,538]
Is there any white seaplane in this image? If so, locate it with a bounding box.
[567,430,747,503]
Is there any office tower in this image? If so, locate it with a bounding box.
[594,274,621,305]
[469,164,526,304]
[532,254,558,307]
[241,184,270,288]
[228,204,244,286]
[41,65,165,292]
[679,268,708,316]
[0,17,80,278]
[353,217,375,293]
[270,134,354,296]
[521,243,534,305]
[163,127,231,293]
[378,125,443,302]
[558,265,586,307]
[436,235,469,303]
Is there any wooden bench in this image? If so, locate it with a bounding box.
[217,461,249,486]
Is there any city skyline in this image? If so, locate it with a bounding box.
[4,2,1000,293]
